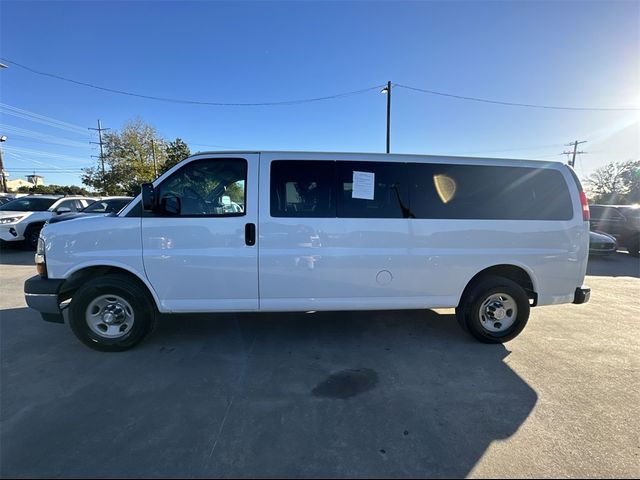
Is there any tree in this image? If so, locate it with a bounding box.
[161,138,191,175]
[587,160,640,204]
[82,118,167,196]
[17,184,93,195]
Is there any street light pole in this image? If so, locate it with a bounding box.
[0,135,7,193]
[381,81,392,154]
[0,64,6,192]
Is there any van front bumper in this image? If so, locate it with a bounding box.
[24,275,65,323]
[573,286,591,304]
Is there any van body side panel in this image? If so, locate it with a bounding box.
[141,154,260,313]
[408,219,587,306]
[258,153,588,311]
[259,153,425,310]
[41,216,158,302]
[258,218,443,310]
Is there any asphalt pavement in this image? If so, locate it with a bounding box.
[1,244,638,478]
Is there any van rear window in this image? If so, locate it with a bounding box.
[270,160,573,221]
[408,164,573,220]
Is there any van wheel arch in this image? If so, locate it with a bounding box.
[60,266,158,310]
[458,265,537,308]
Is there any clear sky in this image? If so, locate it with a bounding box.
[1,0,638,187]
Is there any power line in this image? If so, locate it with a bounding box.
[0,124,91,148]
[0,102,89,134]
[4,155,89,178]
[2,145,91,164]
[0,58,384,106]
[393,83,639,111]
[5,57,638,111]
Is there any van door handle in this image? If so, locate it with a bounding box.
[245,223,256,246]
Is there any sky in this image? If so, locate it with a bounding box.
[1,0,638,187]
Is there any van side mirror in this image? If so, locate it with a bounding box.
[55,207,71,215]
[160,195,181,215]
[141,183,155,211]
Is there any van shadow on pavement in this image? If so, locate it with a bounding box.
[2,307,537,478]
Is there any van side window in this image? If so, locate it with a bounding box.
[408,164,573,220]
[157,158,247,216]
[270,161,336,217]
[336,161,409,218]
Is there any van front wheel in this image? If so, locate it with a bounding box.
[456,276,530,343]
[69,274,156,351]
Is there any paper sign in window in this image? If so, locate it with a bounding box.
[352,171,375,200]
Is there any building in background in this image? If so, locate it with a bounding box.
[6,174,45,192]
[25,174,44,186]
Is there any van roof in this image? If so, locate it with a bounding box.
[190,150,566,166]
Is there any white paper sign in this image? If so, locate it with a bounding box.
[352,171,375,200]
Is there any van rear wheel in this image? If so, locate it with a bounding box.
[456,276,530,343]
[69,274,156,351]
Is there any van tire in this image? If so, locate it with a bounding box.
[69,274,156,351]
[456,276,530,344]
[626,237,639,257]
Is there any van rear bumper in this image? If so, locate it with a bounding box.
[24,275,65,323]
[573,286,591,304]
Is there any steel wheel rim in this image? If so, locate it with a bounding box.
[479,293,518,334]
[85,294,135,339]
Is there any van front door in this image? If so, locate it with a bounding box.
[142,155,259,312]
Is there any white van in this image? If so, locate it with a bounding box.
[24,151,591,351]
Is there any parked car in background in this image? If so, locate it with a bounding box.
[0,193,25,205]
[47,196,133,225]
[615,205,640,221]
[589,204,640,257]
[588,230,618,256]
[0,195,95,249]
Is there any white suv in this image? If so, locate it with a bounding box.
[0,195,95,249]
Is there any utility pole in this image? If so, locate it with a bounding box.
[89,120,110,195]
[381,81,392,153]
[150,139,158,178]
[563,140,587,168]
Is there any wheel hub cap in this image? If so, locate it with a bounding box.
[86,295,135,339]
[479,294,518,334]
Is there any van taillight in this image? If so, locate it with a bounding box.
[580,191,590,221]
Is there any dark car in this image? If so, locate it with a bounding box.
[47,196,133,225]
[589,204,640,257]
[589,230,618,256]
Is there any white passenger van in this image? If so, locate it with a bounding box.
[24,151,591,351]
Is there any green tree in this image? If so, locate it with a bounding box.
[82,118,167,195]
[161,138,191,175]
[17,184,93,195]
[587,160,640,204]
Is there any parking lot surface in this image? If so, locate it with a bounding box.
[1,245,639,478]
